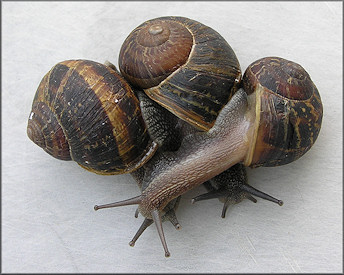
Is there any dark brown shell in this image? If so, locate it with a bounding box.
[27,60,158,175]
[119,16,241,131]
[243,57,323,168]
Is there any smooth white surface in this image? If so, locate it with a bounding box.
[2,2,342,273]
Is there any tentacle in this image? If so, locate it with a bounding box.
[240,184,283,206]
[129,218,153,247]
[151,209,170,257]
[191,164,283,218]
[191,189,227,204]
[134,207,139,218]
[245,193,258,203]
[221,198,231,219]
[164,208,181,230]
[94,195,142,211]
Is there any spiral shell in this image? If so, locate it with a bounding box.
[243,57,323,167]
[119,16,241,131]
[27,60,157,174]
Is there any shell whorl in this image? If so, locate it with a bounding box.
[119,18,194,89]
[119,16,242,131]
[27,100,71,161]
[243,57,323,167]
[27,60,157,174]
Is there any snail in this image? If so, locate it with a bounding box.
[115,16,288,222]
[94,56,323,257]
[27,59,158,175]
[27,58,187,223]
[27,16,241,173]
[118,16,242,131]
[26,16,323,257]
[27,16,243,254]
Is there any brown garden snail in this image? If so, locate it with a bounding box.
[27,58,186,229]
[118,16,241,131]
[27,16,323,257]
[94,57,323,257]
[27,59,159,175]
[27,16,242,255]
[27,16,241,172]
[191,56,324,216]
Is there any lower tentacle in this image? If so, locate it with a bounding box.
[129,218,153,247]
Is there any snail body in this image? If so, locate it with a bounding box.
[95,57,323,257]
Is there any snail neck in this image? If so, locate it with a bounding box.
[139,89,255,216]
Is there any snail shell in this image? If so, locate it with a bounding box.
[118,16,242,131]
[243,57,323,167]
[27,60,158,174]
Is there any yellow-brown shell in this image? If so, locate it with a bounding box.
[243,57,323,167]
[27,60,158,175]
[118,16,241,131]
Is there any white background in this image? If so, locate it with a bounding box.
[2,1,342,273]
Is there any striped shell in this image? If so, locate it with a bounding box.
[27,60,158,175]
[118,16,241,131]
[243,57,323,168]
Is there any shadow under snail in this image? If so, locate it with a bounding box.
[27,16,323,257]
